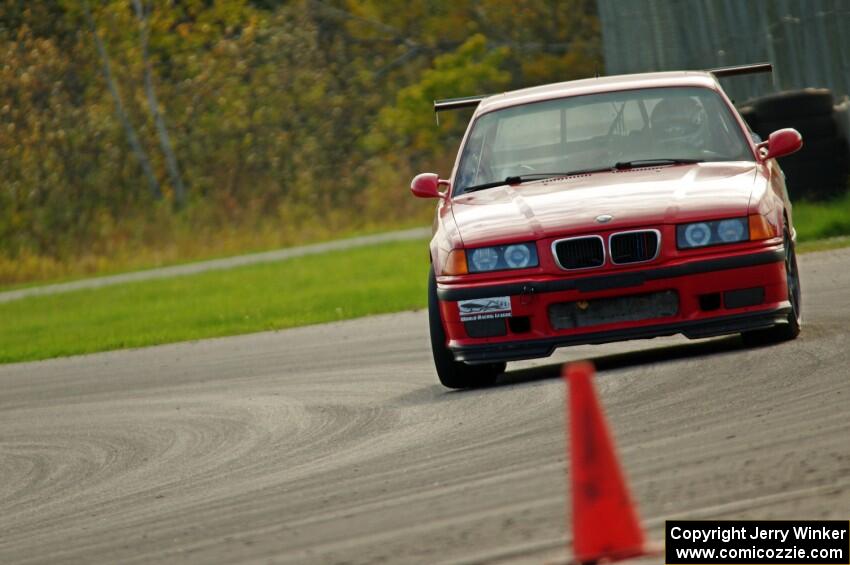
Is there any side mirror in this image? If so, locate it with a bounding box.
[759,128,803,161]
[410,173,448,199]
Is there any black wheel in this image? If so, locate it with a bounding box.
[782,162,850,200]
[755,88,834,121]
[756,114,838,140]
[742,228,801,345]
[428,267,505,389]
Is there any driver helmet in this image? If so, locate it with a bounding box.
[649,96,708,150]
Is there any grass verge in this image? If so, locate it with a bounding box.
[0,239,429,364]
[793,192,850,241]
[0,216,429,291]
[797,236,850,253]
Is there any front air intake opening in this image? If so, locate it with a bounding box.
[508,316,531,334]
[699,293,722,311]
[464,318,507,338]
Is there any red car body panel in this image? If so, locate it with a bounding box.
[422,71,798,364]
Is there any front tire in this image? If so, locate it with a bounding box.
[741,228,801,345]
[428,267,505,389]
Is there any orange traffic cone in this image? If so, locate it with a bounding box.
[564,361,654,564]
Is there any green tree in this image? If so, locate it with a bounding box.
[0,0,602,284]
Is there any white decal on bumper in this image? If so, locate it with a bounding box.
[458,296,512,322]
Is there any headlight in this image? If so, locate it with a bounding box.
[683,223,712,247]
[677,217,749,249]
[504,244,532,268]
[467,243,539,273]
[469,247,499,272]
[717,219,746,242]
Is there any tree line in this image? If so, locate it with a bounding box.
[0,0,600,276]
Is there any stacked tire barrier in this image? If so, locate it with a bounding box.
[738,89,850,200]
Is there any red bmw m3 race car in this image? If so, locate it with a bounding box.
[411,64,804,389]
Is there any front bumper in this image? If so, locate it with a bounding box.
[437,247,790,364]
[452,307,791,363]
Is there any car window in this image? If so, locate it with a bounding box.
[493,107,561,150]
[454,86,752,194]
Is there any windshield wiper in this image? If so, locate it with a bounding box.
[614,158,704,169]
[463,175,552,193]
[462,168,615,193]
[462,179,514,193]
[542,166,619,177]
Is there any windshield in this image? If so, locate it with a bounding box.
[454,86,752,195]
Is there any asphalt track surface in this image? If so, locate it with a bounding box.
[1,248,848,564]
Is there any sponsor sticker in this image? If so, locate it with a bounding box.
[458,296,512,322]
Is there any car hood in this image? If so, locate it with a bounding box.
[450,162,760,246]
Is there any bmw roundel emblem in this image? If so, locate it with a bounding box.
[596,214,613,223]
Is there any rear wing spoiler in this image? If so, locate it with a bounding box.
[434,94,491,113]
[708,62,772,78]
[433,95,491,125]
[432,62,772,123]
